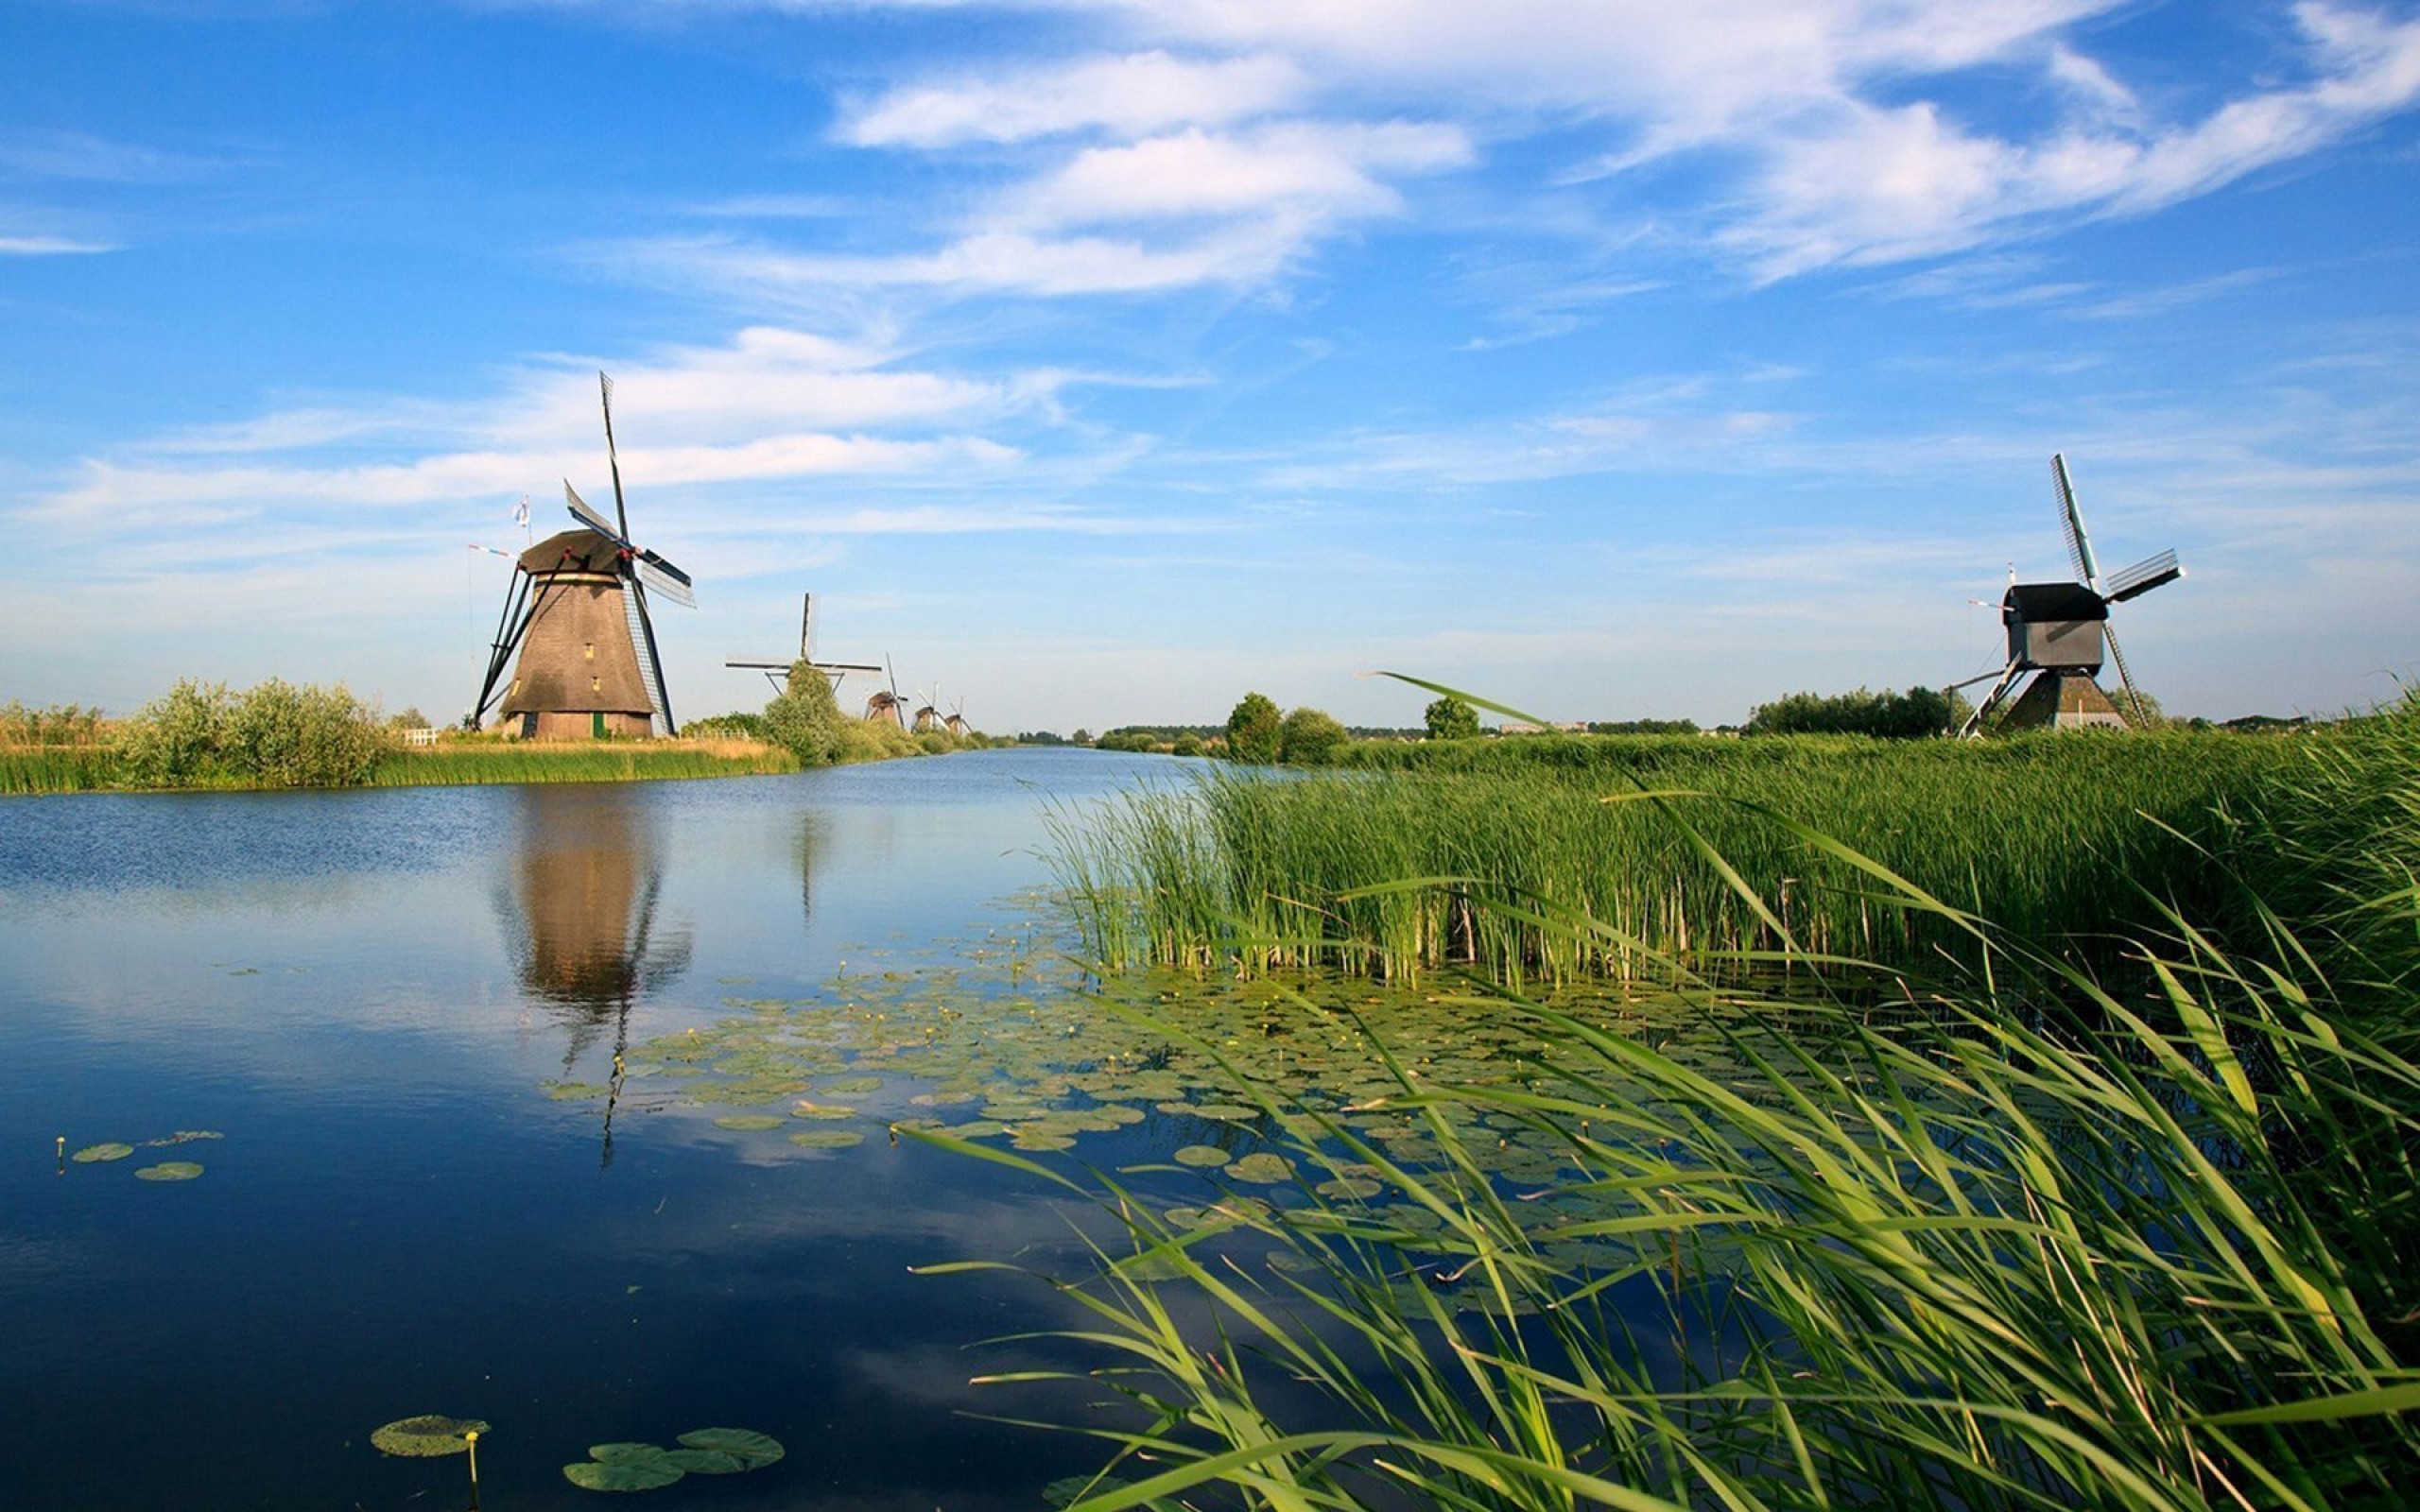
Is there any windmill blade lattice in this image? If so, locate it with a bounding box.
[2052,453,2101,590]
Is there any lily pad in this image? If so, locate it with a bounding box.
[588,1443,673,1465]
[134,1161,203,1181]
[371,1415,489,1457]
[789,1128,864,1149]
[564,1459,683,1491]
[1172,1143,1230,1167]
[789,1100,856,1121]
[711,1114,786,1131]
[71,1143,134,1163]
[1226,1152,1295,1184]
[663,1448,749,1474]
[1316,1177,1384,1200]
[675,1428,784,1469]
[822,1075,883,1095]
[549,1082,608,1101]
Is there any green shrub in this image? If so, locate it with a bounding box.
[1423,694,1480,740]
[1224,693,1281,764]
[121,679,233,787]
[765,661,849,765]
[223,679,389,786]
[1171,732,1206,758]
[837,715,921,763]
[1745,684,1958,738]
[1279,706,1349,765]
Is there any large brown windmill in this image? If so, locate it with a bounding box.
[473,373,696,738]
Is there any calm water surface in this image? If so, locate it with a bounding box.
[0,750,1179,1511]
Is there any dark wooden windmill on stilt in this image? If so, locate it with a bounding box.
[726,593,882,696]
[473,373,696,739]
[1956,454,2183,737]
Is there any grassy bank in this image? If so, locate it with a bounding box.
[365,736,799,787]
[2,734,801,794]
[965,700,2420,1512]
[1051,725,2343,988]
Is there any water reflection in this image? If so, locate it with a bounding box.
[498,785,694,1164]
[794,810,824,933]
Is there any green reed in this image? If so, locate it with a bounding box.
[1051,729,2325,988]
[942,700,2420,1511]
[363,738,799,787]
[0,745,119,794]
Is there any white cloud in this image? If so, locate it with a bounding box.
[727,0,2420,292]
[0,232,117,255]
[842,49,1306,146]
[998,120,1467,227]
[17,325,1080,527]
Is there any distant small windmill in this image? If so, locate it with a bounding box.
[1956,454,2183,737]
[911,682,943,734]
[942,698,970,738]
[864,658,908,727]
[726,593,883,696]
[473,373,695,738]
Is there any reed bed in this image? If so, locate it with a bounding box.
[364,737,798,787]
[1,732,799,793]
[1050,730,2316,988]
[946,701,2420,1511]
[0,744,120,794]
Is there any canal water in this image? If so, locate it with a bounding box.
[0,750,1186,1511]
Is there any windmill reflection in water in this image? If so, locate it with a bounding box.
[498,784,692,1166]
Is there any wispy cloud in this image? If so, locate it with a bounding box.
[841,49,1307,146]
[602,0,2420,299]
[0,129,232,184]
[0,232,118,255]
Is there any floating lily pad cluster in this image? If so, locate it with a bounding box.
[525,915,1821,1284]
[563,1429,784,1492]
[64,1128,222,1183]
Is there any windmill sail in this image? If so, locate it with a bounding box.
[599,370,631,539]
[625,585,671,733]
[565,481,618,539]
[635,557,695,608]
[2103,623,2151,729]
[2103,548,2181,604]
[2051,453,2100,589]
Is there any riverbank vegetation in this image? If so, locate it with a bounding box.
[987,694,2420,1511]
[1,682,799,794]
[757,659,998,767]
[0,657,1017,795]
[1055,720,2347,988]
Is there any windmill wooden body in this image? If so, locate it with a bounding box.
[1957,455,2182,737]
[474,373,695,738]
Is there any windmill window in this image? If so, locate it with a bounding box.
[590,676,602,694]
[584,643,596,662]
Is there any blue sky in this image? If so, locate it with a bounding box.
[4,0,2416,732]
